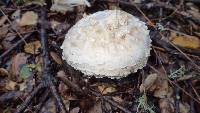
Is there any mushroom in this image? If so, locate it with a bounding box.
[61,10,151,79]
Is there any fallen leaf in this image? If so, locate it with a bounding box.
[79,97,96,111]
[0,68,9,77]
[19,11,38,26]
[11,53,29,76]
[28,63,42,72]
[194,32,200,37]
[1,34,16,50]
[159,96,190,113]
[51,0,91,13]
[177,74,197,81]
[24,40,41,54]
[41,99,56,113]
[70,107,80,113]
[19,82,27,91]
[112,96,123,103]
[19,77,35,92]
[50,51,63,64]
[186,2,200,20]
[5,80,17,90]
[24,0,46,6]
[180,102,190,113]
[88,101,102,113]
[140,73,158,92]
[19,64,32,79]
[0,25,9,39]
[159,98,174,113]
[52,21,70,35]
[130,0,142,3]
[170,32,200,49]
[153,78,169,98]
[98,83,116,95]
[0,16,7,26]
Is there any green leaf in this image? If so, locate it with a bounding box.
[20,64,32,79]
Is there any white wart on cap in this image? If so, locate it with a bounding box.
[61,10,151,79]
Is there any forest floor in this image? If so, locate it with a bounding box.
[0,0,200,113]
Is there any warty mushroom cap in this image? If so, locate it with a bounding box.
[61,10,151,79]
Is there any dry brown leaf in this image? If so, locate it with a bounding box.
[51,0,90,13]
[140,73,158,92]
[41,99,56,113]
[97,84,116,95]
[24,0,46,6]
[19,11,38,26]
[0,68,9,77]
[0,44,3,50]
[0,16,7,26]
[187,9,200,21]
[5,80,17,90]
[0,25,9,38]
[24,40,41,54]
[159,97,190,113]
[170,32,200,49]
[0,25,9,40]
[180,102,190,113]
[153,78,169,98]
[70,107,80,113]
[11,53,29,76]
[1,35,16,50]
[177,74,197,81]
[159,98,174,113]
[50,51,63,64]
[194,32,200,37]
[112,96,123,103]
[88,101,102,113]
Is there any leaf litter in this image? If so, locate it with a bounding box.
[0,1,200,113]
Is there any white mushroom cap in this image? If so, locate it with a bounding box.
[61,10,151,78]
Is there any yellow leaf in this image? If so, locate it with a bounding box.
[97,84,116,95]
[170,32,200,49]
[24,41,41,54]
[0,68,9,77]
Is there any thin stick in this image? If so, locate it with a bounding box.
[14,83,43,113]
[0,8,27,44]
[0,32,34,64]
[58,72,133,113]
[40,8,68,113]
[148,64,200,104]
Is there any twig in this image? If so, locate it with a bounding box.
[40,8,68,113]
[14,83,43,113]
[57,73,84,96]
[133,3,200,70]
[0,8,27,44]
[188,81,196,113]
[57,71,133,113]
[14,8,68,113]
[148,64,200,104]
[0,91,22,103]
[90,89,133,113]
[0,32,34,65]
[35,89,50,113]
